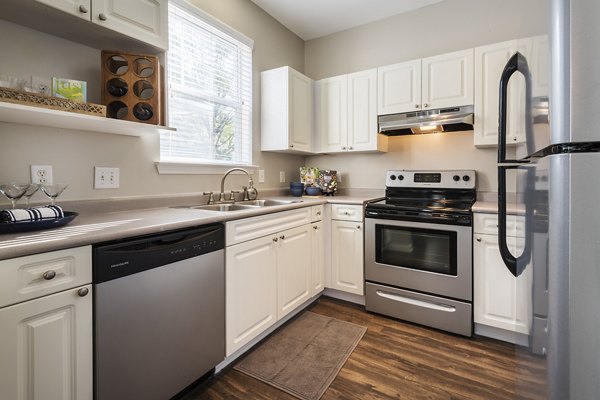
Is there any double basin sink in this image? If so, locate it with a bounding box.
[176,199,302,212]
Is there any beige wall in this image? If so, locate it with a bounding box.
[304,0,548,192]
[0,0,305,203]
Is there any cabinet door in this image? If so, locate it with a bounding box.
[331,220,364,295]
[288,69,313,152]
[35,0,91,19]
[0,285,93,400]
[422,49,474,110]
[277,224,312,320]
[377,59,422,114]
[311,221,325,297]
[347,69,380,152]
[92,0,168,50]
[318,75,348,153]
[226,236,277,356]
[474,40,528,147]
[473,234,532,334]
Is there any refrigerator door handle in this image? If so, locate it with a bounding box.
[497,52,534,277]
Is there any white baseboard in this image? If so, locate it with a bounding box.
[474,323,529,346]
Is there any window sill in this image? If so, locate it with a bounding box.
[155,161,258,175]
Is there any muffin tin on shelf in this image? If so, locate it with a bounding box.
[101,50,161,125]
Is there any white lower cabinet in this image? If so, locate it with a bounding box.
[225,208,324,357]
[473,213,532,343]
[330,219,364,295]
[0,246,93,400]
[226,234,278,356]
[277,224,312,320]
[311,220,325,296]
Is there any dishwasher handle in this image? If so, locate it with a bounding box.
[93,224,224,284]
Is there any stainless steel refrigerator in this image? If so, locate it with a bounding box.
[497,0,600,398]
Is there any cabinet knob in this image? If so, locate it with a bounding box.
[423,103,429,108]
[77,287,89,297]
[42,270,56,280]
[313,225,318,230]
[476,237,482,242]
[513,136,518,141]
[357,225,361,230]
[290,144,294,148]
[98,13,107,21]
[341,146,346,150]
[316,211,321,216]
[280,235,285,240]
[415,104,420,108]
[79,5,89,13]
[272,237,278,242]
[349,146,354,150]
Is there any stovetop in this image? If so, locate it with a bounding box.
[365,170,477,226]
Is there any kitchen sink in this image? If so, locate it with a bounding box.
[174,199,302,212]
[237,199,302,206]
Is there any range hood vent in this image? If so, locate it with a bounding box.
[378,105,474,136]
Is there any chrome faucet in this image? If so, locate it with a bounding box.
[219,168,251,203]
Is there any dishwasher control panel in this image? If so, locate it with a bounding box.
[93,224,224,284]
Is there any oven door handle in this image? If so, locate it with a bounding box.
[375,290,457,313]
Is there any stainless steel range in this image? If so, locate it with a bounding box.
[364,170,476,336]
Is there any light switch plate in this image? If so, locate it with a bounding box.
[279,171,286,183]
[258,169,265,183]
[94,167,120,189]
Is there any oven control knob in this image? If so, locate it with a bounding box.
[462,175,471,182]
[453,175,460,182]
[390,174,396,180]
[398,175,404,181]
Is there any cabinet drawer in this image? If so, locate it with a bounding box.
[473,213,525,237]
[331,204,363,221]
[311,205,324,222]
[226,208,311,246]
[0,246,92,308]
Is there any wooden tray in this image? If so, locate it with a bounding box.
[0,87,106,117]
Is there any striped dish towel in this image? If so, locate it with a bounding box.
[0,205,65,223]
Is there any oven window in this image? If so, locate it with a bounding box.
[375,225,458,275]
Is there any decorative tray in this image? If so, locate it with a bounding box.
[0,211,79,234]
[0,87,106,116]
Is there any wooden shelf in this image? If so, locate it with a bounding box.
[0,101,175,137]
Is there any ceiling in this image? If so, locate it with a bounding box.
[250,0,445,41]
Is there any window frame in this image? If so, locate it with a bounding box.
[157,0,256,174]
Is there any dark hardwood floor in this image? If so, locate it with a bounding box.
[182,297,547,400]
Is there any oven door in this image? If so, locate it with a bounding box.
[365,218,472,301]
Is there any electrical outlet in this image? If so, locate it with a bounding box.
[31,165,53,184]
[94,167,120,189]
[279,171,286,183]
[258,169,265,183]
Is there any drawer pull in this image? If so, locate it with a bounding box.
[43,270,56,280]
[98,13,107,21]
[476,237,482,242]
[316,211,321,216]
[79,5,89,13]
[280,235,285,240]
[375,290,456,312]
[273,237,278,242]
[77,287,89,297]
[313,225,318,230]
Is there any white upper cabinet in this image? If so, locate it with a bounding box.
[317,75,348,152]
[377,59,422,115]
[317,69,387,154]
[473,36,549,148]
[36,0,91,20]
[261,66,314,154]
[92,0,168,50]
[378,49,473,115]
[422,49,474,110]
[11,0,169,51]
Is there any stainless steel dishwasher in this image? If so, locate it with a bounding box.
[93,224,225,400]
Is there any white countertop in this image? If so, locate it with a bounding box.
[0,192,382,261]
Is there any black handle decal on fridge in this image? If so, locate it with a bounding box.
[497,52,534,277]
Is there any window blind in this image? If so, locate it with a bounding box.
[161,3,253,165]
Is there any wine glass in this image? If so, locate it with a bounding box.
[40,184,68,206]
[23,183,41,208]
[0,183,30,209]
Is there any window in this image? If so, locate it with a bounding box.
[161,1,253,167]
